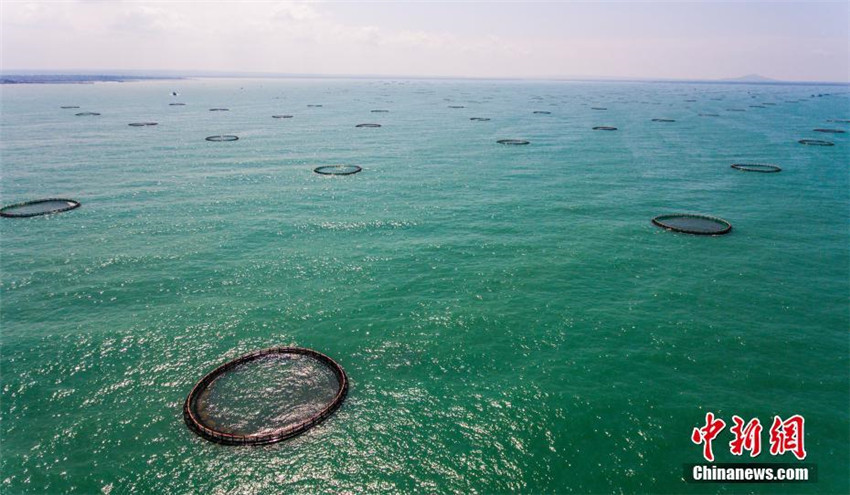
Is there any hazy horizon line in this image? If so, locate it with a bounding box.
[3,68,849,86]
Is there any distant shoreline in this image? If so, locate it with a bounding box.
[1,72,847,87]
[0,75,184,85]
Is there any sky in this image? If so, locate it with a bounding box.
[1,1,848,82]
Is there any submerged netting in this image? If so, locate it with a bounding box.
[128,122,158,127]
[593,126,618,131]
[184,347,348,445]
[497,139,530,145]
[355,123,381,128]
[731,163,782,173]
[652,214,732,236]
[798,139,834,146]
[206,135,239,142]
[314,165,362,175]
[1,199,80,218]
[813,128,846,134]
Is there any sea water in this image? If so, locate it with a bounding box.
[1,78,848,493]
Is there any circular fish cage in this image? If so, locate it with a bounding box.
[314,165,362,176]
[128,122,158,127]
[355,123,381,128]
[593,126,618,131]
[798,139,834,146]
[731,163,782,173]
[652,214,732,236]
[206,135,239,142]
[183,347,348,446]
[1,198,81,218]
[497,139,530,145]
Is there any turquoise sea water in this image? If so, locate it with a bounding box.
[1,78,848,494]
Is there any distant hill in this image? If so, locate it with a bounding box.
[720,74,779,83]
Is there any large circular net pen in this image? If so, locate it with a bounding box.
[1,199,80,218]
[652,214,732,236]
[314,165,362,175]
[798,139,834,146]
[731,163,782,173]
[184,347,348,446]
[206,135,239,142]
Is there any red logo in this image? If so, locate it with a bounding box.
[692,413,806,461]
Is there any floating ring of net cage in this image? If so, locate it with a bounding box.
[60,106,80,109]
[314,165,362,176]
[731,163,782,173]
[75,112,101,116]
[128,122,158,127]
[448,105,465,109]
[470,117,491,121]
[170,103,186,106]
[497,139,530,145]
[209,108,229,112]
[371,109,389,113]
[183,347,348,446]
[651,118,675,122]
[533,111,551,114]
[813,128,845,134]
[1,198,81,218]
[206,135,239,142]
[272,115,293,119]
[652,214,732,236]
[307,104,323,108]
[727,108,746,112]
[699,113,720,117]
[355,123,381,128]
[798,139,834,146]
[593,126,618,131]
[591,107,607,110]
